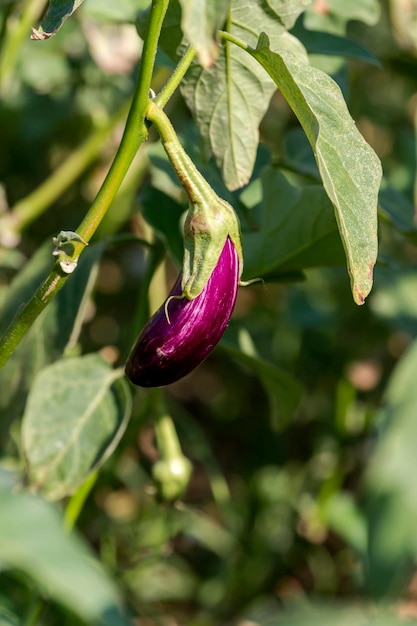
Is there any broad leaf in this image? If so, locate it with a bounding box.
[32,0,85,39]
[249,34,381,303]
[0,483,129,625]
[0,242,103,437]
[22,354,131,500]
[181,6,308,191]
[178,0,230,68]
[241,168,345,279]
[364,338,417,595]
[292,21,380,65]
[267,0,313,29]
[181,48,273,191]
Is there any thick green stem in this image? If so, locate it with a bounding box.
[0,0,170,369]
[75,0,169,246]
[0,267,66,369]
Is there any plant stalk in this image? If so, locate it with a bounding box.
[145,100,219,206]
[0,0,170,369]
[154,45,195,109]
[9,102,130,233]
[0,0,47,90]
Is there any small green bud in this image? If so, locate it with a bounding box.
[152,455,193,502]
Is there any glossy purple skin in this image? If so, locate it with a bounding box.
[125,238,239,387]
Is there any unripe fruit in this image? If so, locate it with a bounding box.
[125,237,239,387]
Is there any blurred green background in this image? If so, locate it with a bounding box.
[2,0,417,624]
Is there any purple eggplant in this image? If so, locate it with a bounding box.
[125,237,239,387]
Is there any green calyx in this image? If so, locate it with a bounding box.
[177,171,244,300]
[145,101,244,300]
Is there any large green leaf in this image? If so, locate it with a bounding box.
[292,20,380,65]
[22,354,131,500]
[32,0,85,39]
[266,0,313,29]
[248,34,381,304]
[178,0,230,68]
[364,338,417,595]
[0,483,129,625]
[240,168,345,279]
[181,6,308,191]
[0,242,104,437]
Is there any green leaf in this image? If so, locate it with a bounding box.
[0,483,129,625]
[181,50,273,192]
[265,0,313,29]
[364,338,417,595]
[220,335,304,428]
[0,242,103,435]
[249,34,381,304]
[178,0,230,68]
[22,354,131,500]
[241,168,345,279]
[181,5,308,190]
[292,21,381,66]
[0,244,103,432]
[32,0,85,39]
